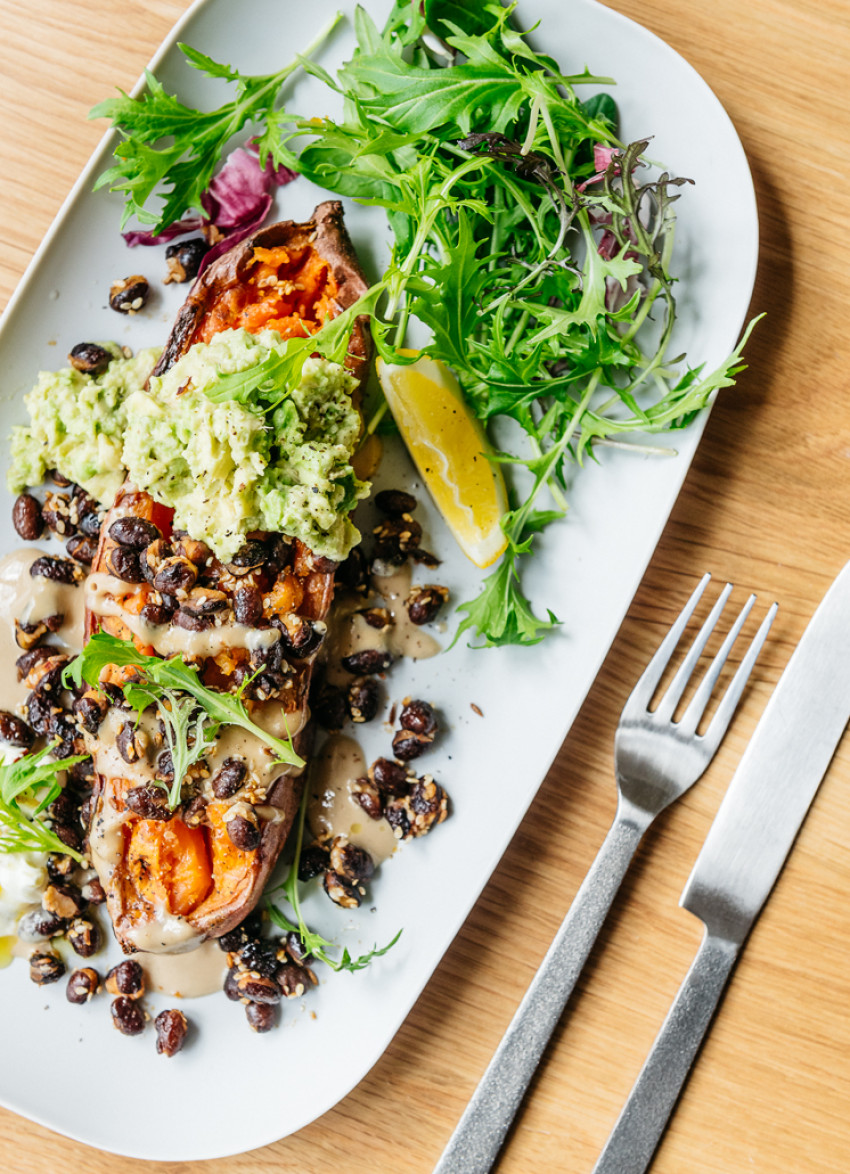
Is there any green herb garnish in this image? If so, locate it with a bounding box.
[266,780,401,973]
[89,12,343,231]
[65,632,304,808]
[0,744,87,860]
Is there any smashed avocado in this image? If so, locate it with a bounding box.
[8,329,369,562]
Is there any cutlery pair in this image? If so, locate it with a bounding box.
[435,563,850,1174]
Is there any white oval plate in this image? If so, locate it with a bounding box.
[0,0,757,1159]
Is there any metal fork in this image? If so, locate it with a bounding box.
[433,574,777,1174]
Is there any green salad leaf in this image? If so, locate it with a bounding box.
[65,632,304,805]
[0,745,87,861]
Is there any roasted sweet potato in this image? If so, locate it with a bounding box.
[84,202,370,953]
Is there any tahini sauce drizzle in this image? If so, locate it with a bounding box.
[325,562,440,686]
[0,548,85,712]
[308,735,397,864]
[85,571,278,658]
[140,938,227,997]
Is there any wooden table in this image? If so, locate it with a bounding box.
[1,1,848,1170]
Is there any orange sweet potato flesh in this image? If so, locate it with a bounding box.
[86,201,370,952]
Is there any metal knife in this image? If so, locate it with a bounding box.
[592,560,850,1174]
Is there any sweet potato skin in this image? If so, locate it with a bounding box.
[151,200,372,384]
[85,203,368,951]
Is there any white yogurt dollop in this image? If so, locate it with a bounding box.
[0,852,47,935]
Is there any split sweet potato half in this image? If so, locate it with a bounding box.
[84,201,370,953]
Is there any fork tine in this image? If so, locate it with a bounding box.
[623,574,712,716]
[652,582,734,722]
[699,601,778,752]
[676,592,756,736]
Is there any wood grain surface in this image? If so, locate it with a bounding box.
[1,0,849,1170]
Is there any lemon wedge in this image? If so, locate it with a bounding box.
[376,353,508,568]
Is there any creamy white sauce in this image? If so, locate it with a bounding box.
[0,548,85,715]
[139,937,227,998]
[203,700,308,797]
[124,909,200,953]
[85,571,279,658]
[325,562,440,686]
[308,735,397,864]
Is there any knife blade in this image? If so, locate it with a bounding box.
[593,560,850,1174]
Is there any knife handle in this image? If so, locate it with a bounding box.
[433,808,651,1174]
[592,931,739,1174]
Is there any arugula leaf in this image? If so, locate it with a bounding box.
[266,772,401,973]
[123,682,217,809]
[0,745,87,861]
[66,632,304,770]
[90,14,341,232]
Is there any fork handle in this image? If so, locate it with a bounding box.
[592,931,739,1174]
[432,806,651,1174]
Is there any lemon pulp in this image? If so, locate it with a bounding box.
[376,354,508,568]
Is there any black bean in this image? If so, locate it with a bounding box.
[410,548,441,568]
[185,587,227,614]
[125,784,174,821]
[399,699,438,736]
[111,996,146,1035]
[155,1008,189,1056]
[276,962,313,998]
[266,534,293,572]
[392,730,433,761]
[218,912,262,954]
[68,342,112,375]
[139,602,171,626]
[106,959,145,998]
[282,930,313,965]
[43,881,85,919]
[15,646,54,681]
[234,586,263,625]
[26,690,53,736]
[48,789,79,827]
[173,606,212,632]
[66,967,100,1004]
[226,813,261,851]
[72,693,107,735]
[66,534,98,564]
[373,516,422,560]
[29,951,65,985]
[211,757,247,800]
[29,555,81,584]
[330,838,374,883]
[79,508,103,539]
[108,516,161,550]
[353,779,383,821]
[277,616,325,659]
[0,709,35,749]
[116,720,143,764]
[106,545,144,583]
[109,275,149,315]
[323,869,361,908]
[361,607,392,631]
[235,972,280,1004]
[406,584,450,625]
[67,916,100,958]
[337,545,369,594]
[53,822,82,852]
[245,1001,277,1032]
[12,493,43,540]
[370,757,410,798]
[237,939,280,979]
[341,649,393,675]
[81,878,106,906]
[223,968,243,1000]
[18,909,67,941]
[182,794,207,828]
[153,556,197,595]
[312,685,348,731]
[164,237,209,283]
[374,488,417,516]
[347,676,380,723]
[297,842,330,882]
[155,749,174,783]
[227,541,267,574]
